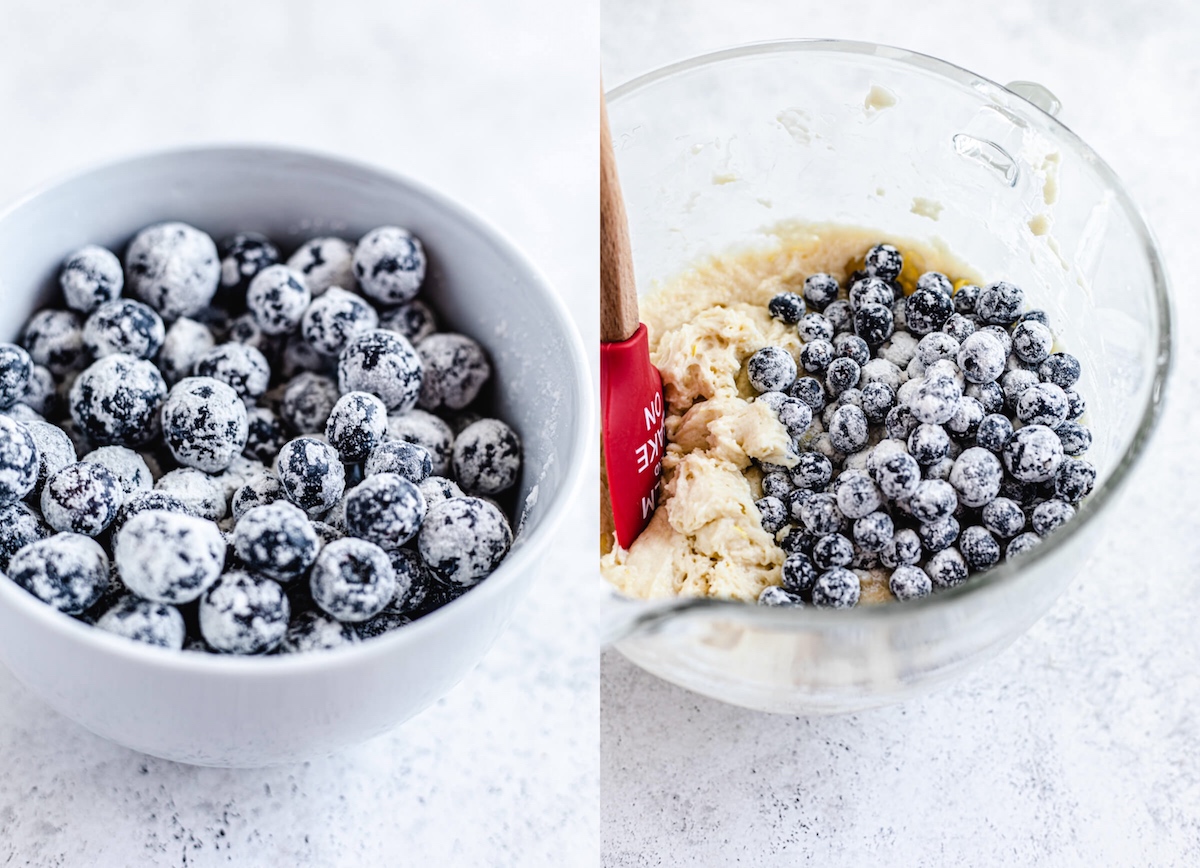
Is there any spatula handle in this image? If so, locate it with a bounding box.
[600,86,640,343]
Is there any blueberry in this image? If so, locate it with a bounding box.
[918,515,959,552]
[755,495,788,535]
[125,222,220,320]
[812,566,860,608]
[775,396,813,440]
[976,413,1014,452]
[201,570,291,653]
[277,436,346,515]
[281,371,340,434]
[1055,421,1092,457]
[1006,532,1042,559]
[231,472,286,520]
[828,404,869,453]
[942,313,976,343]
[882,528,922,568]
[834,468,881,519]
[966,381,1004,415]
[949,446,1003,508]
[860,381,895,424]
[244,406,287,464]
[849,277,894,311]
[781,552,818,594]
[800,340,835,375]
[307,536,397,623]
[60,245,124,314]
[909,375,961,425]
[803,273,840,310]
[956,331,1006,385]
[116,509,225,603]
[379,299,438,344]
[905,288,953,335]
[418,496,513,587]
[366,440,433,484]
[784,487,814,521]
[853,303,895,347]
[388,410,455,477]
[280,610,360,654]
[864,244,903,282]
[1011,320,1054,364]
[453,418,521,495]
[909,479,957,523]
[325,391,388,463]
[353,226,427,305]
[384,548,436,615]
[160,376,248,472]
[823,300,853,334]
[953,284,981,315]
[811,533,854,569]
[1016,382,1069,428]
[1001,369,1041,411]
[1002,424,1064,483]
[355,611,413,640]
[769,292,806,324]
[93,595,185,649]
[875,451,921,501]
[958,525,1001,571]
[975,280,1024,325]
[22,309,85,377]
[1032,499,1075,536]
[41,462,123,536]
[219,232,280,298]
[758,586,805,607]
[825,357,861,396]
[982,497,1026,538]
[788,454,830,492]
[338,329,424,413]
[917,332,960,367]
[1054,458,1096,502]
[1064,388,1086,420]
[301,287,381,357]
[418,333,492,411]
[1038,353,1081,389]
[287,236,356,297]
[779,526,816,555]
[799,492,842,535]
[946,396,985,439]
[927,547,969,588]
[908,423,950,466]
[885,405,918,441]
[83,300,165,360]
[916,272,954,297]
[234,501,321,581]
[789,376,827,412]
[70,354,167,448]
[9,533,110,614]
[194,342,271,401]
[889,564,931,600]
[853,511,894,552]
[746,346,797,393]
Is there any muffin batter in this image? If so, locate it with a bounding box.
[601,222,974,602]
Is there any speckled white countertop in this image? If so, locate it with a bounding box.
[602,1,1200,865]
[0,1,598,865]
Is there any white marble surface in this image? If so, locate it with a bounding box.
[0,1,598,866]
[602,1,1200,865]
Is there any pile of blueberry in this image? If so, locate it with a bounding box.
[0,221,522,654]
[751,243,1094,609]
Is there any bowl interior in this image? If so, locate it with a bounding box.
[0,146,591,763]
[606,41,1170,711]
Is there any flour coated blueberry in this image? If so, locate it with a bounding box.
[0,344,33,410]
[276,436,345,515]
[9,533,110,613]
[60,245,123,314]
[338,329,423,413]
[418,475,463,508]
[115,509,225,603]
[281,372,340,434]
[155,468,226,521]
[194,342,271,401]
[309,536,396,622]
[301,287,379,357]
[344,473,426,550]
[160,376,248,472]
[81,445,152,496]
[70,353,167,447]
[24,420,75,492]
[0,502,52,570]
[366,440,433,483]
[157,317,215,385]
[199,570,290,654]
[417,333,492,411]
[233,501,320,581]
[378,299,438,344]
[452,418,521,495]
[23,309,85,376]
[325,391,387,463]
[280,610,359,653]
[82,299,165,360]
[95,595,186,649]
[243,406,288,464]
[247,264,312,336]
[219,232,280,296]
[124,222,220,320]
[41,462,123,536]
[353,226,426,305]
[418,496,512,587]
[231,471,285,520]
[286,236,356,297]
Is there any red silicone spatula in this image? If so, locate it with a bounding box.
[600,87,666,550]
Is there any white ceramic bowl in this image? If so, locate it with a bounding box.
[0,146,592,767]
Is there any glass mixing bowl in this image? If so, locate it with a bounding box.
[603,40,1172,714]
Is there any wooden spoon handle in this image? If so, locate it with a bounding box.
[600,85,639,343]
